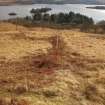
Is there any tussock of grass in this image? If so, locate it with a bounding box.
[83,84,98,101]
[0,98,30,105]
[42,90,58,98]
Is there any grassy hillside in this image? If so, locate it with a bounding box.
[0,22,105,105]
[0,0,16,5]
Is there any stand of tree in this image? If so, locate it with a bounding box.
[29,8,94,25]
[8,8,98,33]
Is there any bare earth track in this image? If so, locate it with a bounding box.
[0,22,105,105]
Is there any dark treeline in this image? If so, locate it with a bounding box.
[9,8,105,34]
[27,8,94,25]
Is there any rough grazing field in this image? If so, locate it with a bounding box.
[0,22,105,105]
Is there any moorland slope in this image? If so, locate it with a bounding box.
[0,22,105,105]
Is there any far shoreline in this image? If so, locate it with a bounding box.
[86,6,105,10]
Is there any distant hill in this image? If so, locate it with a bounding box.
[0,0,16,5]
[0,0,105,5]
[0,0,33,5]
[31,0,105,4]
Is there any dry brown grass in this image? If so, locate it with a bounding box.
[0,98,30,105]
[0,22,105,105]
